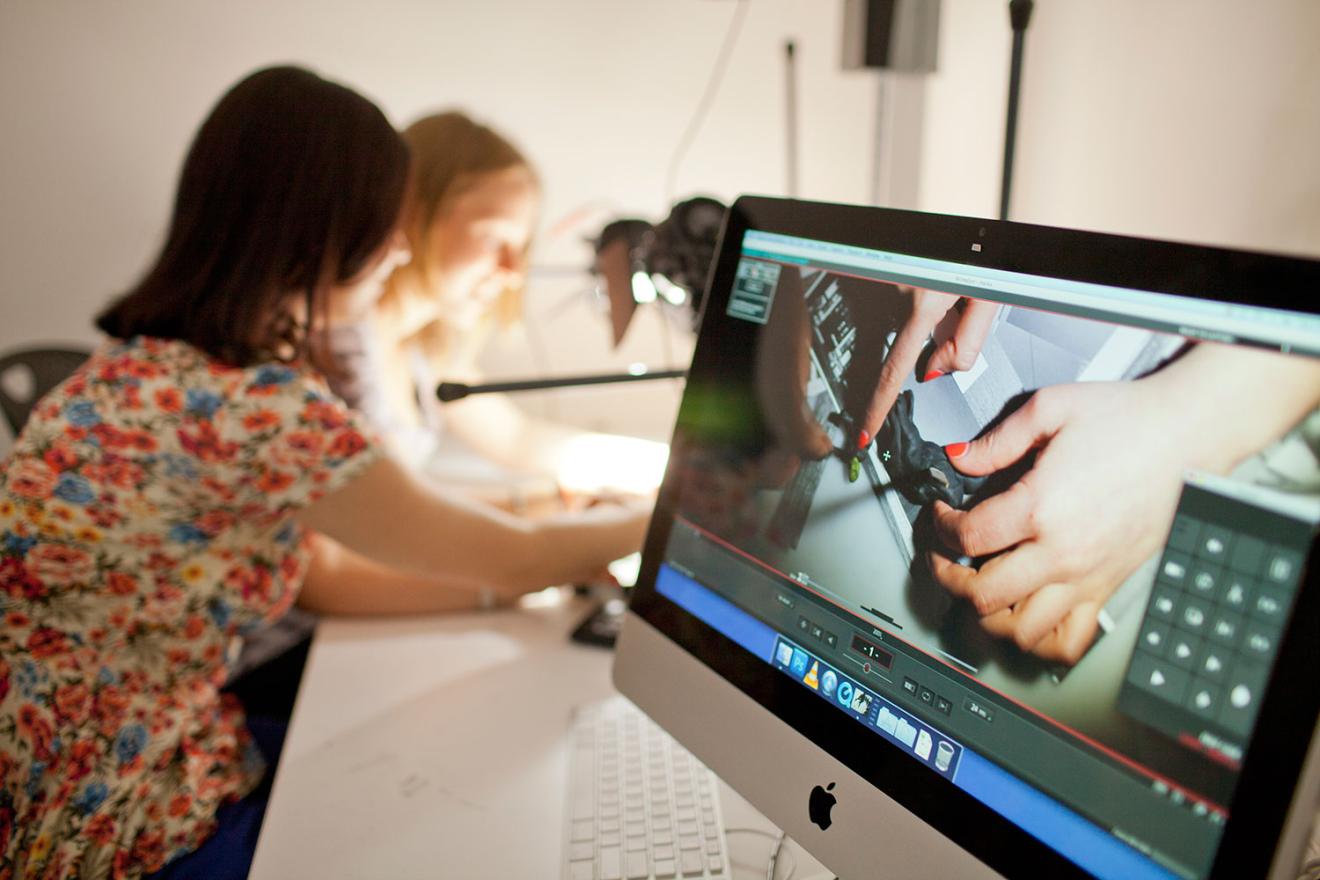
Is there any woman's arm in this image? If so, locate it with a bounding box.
[295,454,650,593]
[297,532,499,616]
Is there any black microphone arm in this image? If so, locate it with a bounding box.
[436,368,687,403]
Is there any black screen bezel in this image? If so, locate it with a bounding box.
[628,195,1320,880]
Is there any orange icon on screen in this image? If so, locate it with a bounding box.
[804,661,820,690]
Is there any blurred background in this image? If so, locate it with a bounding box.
[2,0,1318,457]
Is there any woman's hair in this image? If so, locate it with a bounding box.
[384,111,536,332]
[97,65,410,366]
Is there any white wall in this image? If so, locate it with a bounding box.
[921,0,1320,257]
[4,1,1319,456]
[0,0,882,451]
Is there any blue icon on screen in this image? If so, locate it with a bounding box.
[790,649,810,678]
[836,680,854,708]
[821,670,838,697]
[775,641,795,667]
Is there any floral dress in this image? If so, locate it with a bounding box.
[0,337,379,879]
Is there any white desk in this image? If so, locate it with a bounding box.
[250,590,829,880]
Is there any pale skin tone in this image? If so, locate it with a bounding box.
[856,286,999,448]
[369,165,656,480]
[293,227,651,615]
[929,344,1320,664]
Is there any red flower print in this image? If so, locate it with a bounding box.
[93,685,130,733]
[167,793,192,818]
[194,509,234,537]
[126,429,157,452]
[53,682,91,725]
[26,627,70,659]
[17,704,55,760]
[27,543,95,583]
[131,827,167,872]
[92,423,131,449]
[177,423,239,463]
[84,814,117,845]
[328,429,368,459]
[183,616,205,639]
[300,400,347,430]
[43,442,80,473]
[107,571,138,596]
[0,659,9,704]
[7,458,57,499]
[285,431,324,457]
[255,470,294,493]
[154,387,183,413]
[127,359,160,380]
[242,410,281,432]
[0,557,43,601]
[66,739,98,783]
[200,476,236,502]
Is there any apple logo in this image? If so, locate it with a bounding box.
[808,782,837,830]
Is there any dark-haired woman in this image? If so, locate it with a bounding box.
[0,67,647,879]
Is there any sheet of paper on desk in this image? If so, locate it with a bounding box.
[286,623,524,760]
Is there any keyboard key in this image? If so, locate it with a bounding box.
[571,820,594,842]
[1229,535,1265,576]
[1128,652,1190,704]
[1222,578,1250,612]
[1197,525,1232,562]
[569,860,594,880]
[654,859,677,878]
[1188,563,1221,600]
[625,851,648,879]
[1186,678,1221,722]
[1197,645,1230,683]
[1164,630,1199,670]
[570,841,593,862]
[1219,661,1269,737]
[1263,548,1302,586]
[680,849,704,876]
[1241,622,1281,659]
[1138,620,1170,653]
[1148,585,1179,622]
[1251,586,1289,624]
[1159,552,1192,587]
[600,846,623,880]
[1179,599,1210,634]
[1165,515,1200,554]
[1206,611,1242,648]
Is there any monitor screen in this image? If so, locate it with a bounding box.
[617,198,1320,880]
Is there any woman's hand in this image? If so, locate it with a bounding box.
[927,381,1191,664]
[856,288,998,449]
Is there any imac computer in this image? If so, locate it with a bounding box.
[614,197,1320,880]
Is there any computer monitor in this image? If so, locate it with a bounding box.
[614,197,1320,880]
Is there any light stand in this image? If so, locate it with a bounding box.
[999,0,1035,221]
[436,369,686,404]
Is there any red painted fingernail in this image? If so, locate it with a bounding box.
[923,369,945,382]
[856,429,871,450]
[945,442,969,459]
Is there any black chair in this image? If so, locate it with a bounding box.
[0,346,92,437]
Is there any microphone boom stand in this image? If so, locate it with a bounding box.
[437,369,687,403]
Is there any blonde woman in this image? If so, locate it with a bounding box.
[328,112,666,496]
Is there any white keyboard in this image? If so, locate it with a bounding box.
[563,698,732,880]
